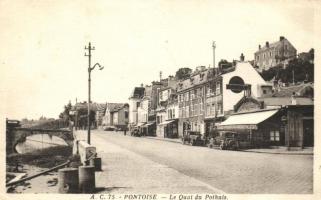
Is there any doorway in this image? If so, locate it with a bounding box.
[303,119,314,147]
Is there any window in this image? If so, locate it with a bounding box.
[136,102,140,108]
[216,82,221,95]
[200,102,203,114]
[263,90,267,94]
[182,106,185,118]
[172,109,175,118]
[186,106,189,117]
[191,90,195,100]
[125,111,129,119]
[217,103,222,115]
[270,130,280,141]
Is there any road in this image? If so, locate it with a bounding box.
[77,130,313,194]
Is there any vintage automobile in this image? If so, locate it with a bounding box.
[209,131,251,150]
[104,126,116,131]
[130,128,142,137]
[182,130,204,146]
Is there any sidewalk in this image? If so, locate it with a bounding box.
[75,131,224,193]
[145,136,181,144]
[241,147,313,155]
[144,136,313,155]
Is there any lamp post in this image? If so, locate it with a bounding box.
[85,42,104,144]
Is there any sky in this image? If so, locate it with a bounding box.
[0,0,320,120]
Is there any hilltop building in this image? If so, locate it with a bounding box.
[254,36,297,72]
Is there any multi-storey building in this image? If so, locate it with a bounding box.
[95,103,107,129]
[177,56,273,138]
[254,36,297,72]
[128,86,145,130]
[156,77,178,138]
[177,66,211,137]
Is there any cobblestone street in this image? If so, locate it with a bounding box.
[76,130,313,194]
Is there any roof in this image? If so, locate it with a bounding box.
[177,68,215,92]
[72,102,100,111]
[260,97,314,106]
[255,37,296,53]
[256,41,280,52]
[106,103,127,113]
[96,103,107,112]
[130,87,145,98]
[270,83,314,97]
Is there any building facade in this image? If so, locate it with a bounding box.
[102,103,127,128]
[128,86,145,130]
[177,59,273,139]
[110,104,129,130]
[156,85,178,138]
[254,36,297,71]
[177,66,210,138]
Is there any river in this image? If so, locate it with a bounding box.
[15,134,68,154]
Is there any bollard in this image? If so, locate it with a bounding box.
[90,157,102,171]
[58,168,79,193]
[79,166,95,193]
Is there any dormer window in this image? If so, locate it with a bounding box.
[199,73,205,80]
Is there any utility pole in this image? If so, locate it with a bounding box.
[212,41,216,72]
[292,69,295,85]
[85,42,104,144]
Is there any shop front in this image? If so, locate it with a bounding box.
[158,119,178,138]
[217,109,283,148]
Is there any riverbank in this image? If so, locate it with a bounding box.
[6,145,76,193]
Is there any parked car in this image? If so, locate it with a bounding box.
[210,131,251,150]
[131,128,141,137]
[104,126,116,131]
[182,130,204,146]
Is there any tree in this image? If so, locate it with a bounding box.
[175,67,192,80]
[259,57,314,83]
[59,102,72,122]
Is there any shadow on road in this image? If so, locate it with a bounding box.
[95,186,131,193]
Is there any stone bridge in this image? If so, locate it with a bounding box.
[6,128,74,153]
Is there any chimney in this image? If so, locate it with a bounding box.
[291,92,297,105]
[240,53,245,62]
[265,41,269,48]
[141,83,143,87]
[280,36,285,41]
[259,44,261,50]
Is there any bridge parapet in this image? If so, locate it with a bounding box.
[6,128,74,154]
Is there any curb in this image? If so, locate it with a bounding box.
[144,136,182,144]
[239,150,313,155]
[143,136,313,155]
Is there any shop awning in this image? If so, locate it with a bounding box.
[217,109,279,130]
[137,122,146,127]
[143,122,155,127]
[158,120,175,126]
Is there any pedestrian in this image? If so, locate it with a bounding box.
[124,129,127,136]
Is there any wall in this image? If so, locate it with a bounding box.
[222,62,267,112]
[129,97,140,124]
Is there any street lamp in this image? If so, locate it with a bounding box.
[85,42,104,144]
